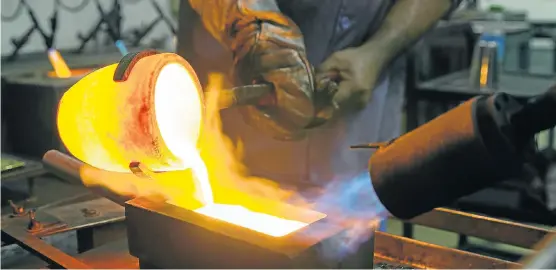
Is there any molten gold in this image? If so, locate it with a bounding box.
[58,53,320,237]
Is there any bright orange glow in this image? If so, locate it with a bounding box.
[47,49,72,78]
[58,53,204,174]
[61,53,322,237]
[47,68,93,78]
[180,75,318,237]
[479,56,489,87]
[195,204,308,237]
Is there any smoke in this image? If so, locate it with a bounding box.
[201,73,390,261]
[305,172,391,260]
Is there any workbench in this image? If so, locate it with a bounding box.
[2,192,553,269]
[1,154,46,199]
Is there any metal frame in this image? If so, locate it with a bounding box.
[408,207,553,248]
[374,231,520,269]
[3,199,554,269]
[1,195,125,268]
[1,154,47,198]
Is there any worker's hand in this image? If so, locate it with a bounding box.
[317,46,386,112]
[230,13,316,140]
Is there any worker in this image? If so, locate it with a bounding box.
[177,0,459,228]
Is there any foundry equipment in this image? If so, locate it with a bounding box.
[365,83,556,219]
[2,49,98,159]
[3,50,556,268]
[4,153,556,268]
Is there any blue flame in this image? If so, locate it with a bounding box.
[309,172,390,260]
[115,40,129,56]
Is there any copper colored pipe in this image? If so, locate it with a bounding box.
[42,150,134,206]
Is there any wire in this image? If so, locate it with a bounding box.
[1,0,24,22]
[55,0,90,13]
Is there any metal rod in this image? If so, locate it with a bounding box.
[408,208,554,249]
[42,150,133,206]
[374,231,521,269]
[1,227,91,269]
[521,233,556,269]
[212,84,274,110]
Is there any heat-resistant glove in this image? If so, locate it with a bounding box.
[189,0,317,140]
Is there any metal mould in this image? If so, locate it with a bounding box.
[125,197,375,269]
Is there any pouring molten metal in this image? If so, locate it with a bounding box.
[57,51,323,237]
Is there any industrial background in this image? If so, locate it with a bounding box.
[1,0,556,269]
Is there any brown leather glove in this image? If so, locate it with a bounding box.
[189,0,317,140]
[231,11,316,140]
[189,0,337,140]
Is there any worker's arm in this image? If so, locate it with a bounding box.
[360,0,454,68]
[186,0,317,141]
[318,0,456,110]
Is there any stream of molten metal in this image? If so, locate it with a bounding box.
[172,146,308,237]
[168,73,311,237]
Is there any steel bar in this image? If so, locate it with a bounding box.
[1,226,90,269]
[374,231,521,269]
[521,233,556,268]
[408,207,554,248]
[42,150,135,206]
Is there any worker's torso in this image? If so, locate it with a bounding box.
[177,0,405,189]
[276,0,392,65]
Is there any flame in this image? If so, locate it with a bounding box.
[60,56,320,237]
[161,73,315,237]
[176,73,321,237]
[62,54,384,246]
[47,49,72,78]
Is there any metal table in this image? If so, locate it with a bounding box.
[3,203,553,269]
[1,195,125,268]
[1,154,47,198]
[417,70,554,100]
